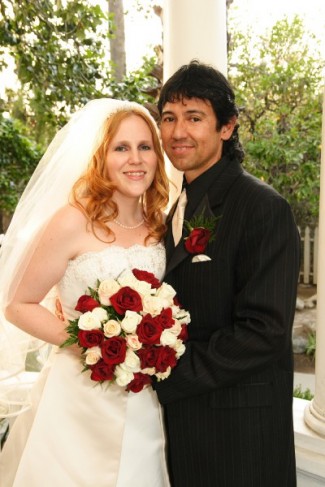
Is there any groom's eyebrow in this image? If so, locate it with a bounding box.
[161,109,206,116]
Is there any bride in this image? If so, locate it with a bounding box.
[0,99,170,486]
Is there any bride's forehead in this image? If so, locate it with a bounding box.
[111,116,153,140]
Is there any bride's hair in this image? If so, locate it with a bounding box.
[71,108,169,243]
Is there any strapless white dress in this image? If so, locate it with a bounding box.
[0,243,170,487]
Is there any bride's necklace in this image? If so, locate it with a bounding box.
[113,218,145,230]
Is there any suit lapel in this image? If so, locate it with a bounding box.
[165,199,177,260]
[165,159,244,277]
[165,194,215,275]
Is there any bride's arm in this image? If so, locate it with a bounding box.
[5,205,82,347]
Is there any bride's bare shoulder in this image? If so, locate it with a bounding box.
[48,203,88,233]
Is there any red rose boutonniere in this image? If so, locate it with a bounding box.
[184,213,220,262]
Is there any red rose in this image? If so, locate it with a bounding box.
[132,269,161,289]
[137,315,163,345]
[137,345,159,369]
[155,308,174,329]
[173,296,182,307]
[75,295,100,312]
[156,346,177,373]
[78,329,104,348]
[90,359,115,382]
[126,372,152,393]
[178,324,189,342]
[101,336,127,365]
[184,228,211,254]
[110,286,143,315]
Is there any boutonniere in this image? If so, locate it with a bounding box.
[184,213,220,263]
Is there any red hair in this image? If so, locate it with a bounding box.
[71,108,169,243]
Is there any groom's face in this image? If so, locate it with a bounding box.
[160,97,234,183]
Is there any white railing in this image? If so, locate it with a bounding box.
[298,226,318,285]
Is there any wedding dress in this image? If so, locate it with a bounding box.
[0,242,170,487]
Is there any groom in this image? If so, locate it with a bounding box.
[154,60,300,486]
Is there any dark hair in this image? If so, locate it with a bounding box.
[158,60,244,163]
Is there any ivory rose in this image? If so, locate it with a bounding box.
[85,346,102,365]
[78,311,102,330]
[142,295,164,316]
[92,307,108,322]
[103,320,121,338]
[121,310,142,333]
[155,282,176,304]
[160,329,178,347]
[126,334,142,350]
[123,350,141,372]
[174,339,186,358]
[115,364,134,387]
[98,279,120,305]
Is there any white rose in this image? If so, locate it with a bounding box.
[103,319,121,337]
[98,279,120,305]
[155,283,176,304]
[156,367,171,380]
[117,270,137,288]
[92,307,108,322]
[78,311,101,330]
[169,321,182,336]
[121,310,142,334]
[84,346,102,365]
[171,304,181,316]
[141,367,156,376]
[124,350,141,372]
[174,309,191,325]
[132,279,153,297]
[142,295,164,316]
[160,329,178,347]
[115,364,134,387]
[174,339,186,358]
[126,334,142,350]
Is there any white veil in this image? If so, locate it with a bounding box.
[0,98,159,417]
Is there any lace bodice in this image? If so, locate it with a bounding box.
[57,243,166,320]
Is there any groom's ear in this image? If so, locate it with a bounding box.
[220,116,237,141]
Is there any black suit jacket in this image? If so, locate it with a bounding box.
[155,156,300,487]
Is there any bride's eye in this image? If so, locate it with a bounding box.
[139,144,152,151]
[114,145,128,152]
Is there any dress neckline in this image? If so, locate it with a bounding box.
[70,242,164,265]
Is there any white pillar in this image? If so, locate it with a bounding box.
[163,0,228,203]
[304,83,325,437]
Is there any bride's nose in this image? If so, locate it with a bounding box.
[128,148,142,164]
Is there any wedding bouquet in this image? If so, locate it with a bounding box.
[60,268,190,393]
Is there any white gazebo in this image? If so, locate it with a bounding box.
[163,1,325,484]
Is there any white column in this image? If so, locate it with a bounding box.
[304,83,325,437]
[163,0,228,203]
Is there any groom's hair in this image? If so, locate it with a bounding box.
[158,59,244,163]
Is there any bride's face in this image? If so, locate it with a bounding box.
[105,114,158,199]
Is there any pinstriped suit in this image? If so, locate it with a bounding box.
[155,155,300,487]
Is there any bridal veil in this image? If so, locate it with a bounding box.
[0,98,159,417]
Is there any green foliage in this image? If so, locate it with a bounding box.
[0,114,42,213]
[184,213,220,235]
[305,331,316,359]
[228,16,324,225]
[0,1,159,219]
[1,4,323,229]
[0,0,112,145]
[293,384,314,400]
[108,56,158,104]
